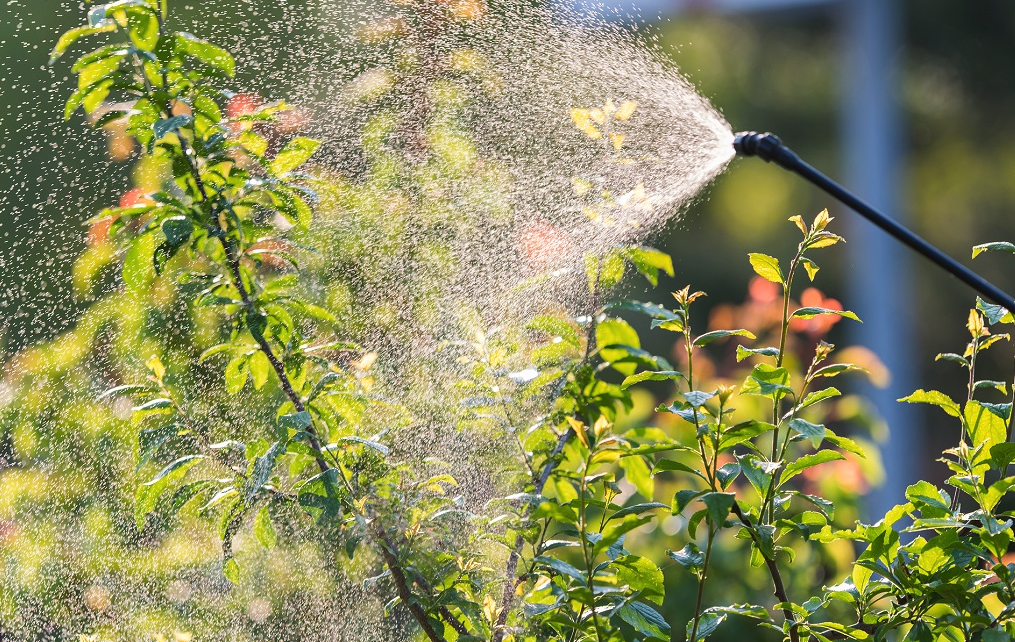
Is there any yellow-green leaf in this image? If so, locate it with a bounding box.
[748,253,783,285]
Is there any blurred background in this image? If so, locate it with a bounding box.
[3,0,1015,639]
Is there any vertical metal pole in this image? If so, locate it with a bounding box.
[840,0,916,518]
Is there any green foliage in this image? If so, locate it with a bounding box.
[44,3,1015,642]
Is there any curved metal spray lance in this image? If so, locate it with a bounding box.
[733,131,1015,308]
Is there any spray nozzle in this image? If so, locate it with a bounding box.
[733,131,801,171]
[733,129,1015,307]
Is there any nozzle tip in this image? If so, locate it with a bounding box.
[731,131,798,169]
[733,131,780,157]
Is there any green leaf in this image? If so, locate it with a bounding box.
[532,501,579,524]
[223,558,240,584]
[533,556,585,581]
[791,307,861,323]
[248,350,271,390]
[297,469,345,524]
[905,480,950,514]
[616,601,670,641]
[176,32,235,76]
[608,502,668,522]
[936,352,970,367]
[133,398,173,413]
[65,79,114,119]
[621,370,685,390]
[672,489,706,515]
[693,329,756,347]
[619,455,653,499]
[981,630,1012,642]
[135,455,204,528]
[717,462,740,489]
[608,300,680,321]
[526,315,581,349]
[652,458,706,479]
[975,380,1009,395]
[738,454,780,499]
[789,418,826,448]
[50,24,117,64]
[234,130,268,157]
[253,506,277,548]
[898,389,961,417]
[153,114,192,140]
[127,10,159,50]
[781,451,845,484]
[269,136,321,175]
[97,383,150,401]
[268,186,313,228]
[720,420,777,451]
[224,354,248,394]
[800,257,819,281]
[736,345,780,362]
[624,247,674,286]
[279,411,312,433]
[123,232,156,291]
[748,253,784,285]
[597,318,641,376]
[991,442,1015,470]
[245,440,286,504]
[161,216,193,246]
[598,251,626,289]
[668,543,705,573]
[972,242,1015,258]
[797,387,841,411]
[331,436,388,456]
[683,390,715,409]
[700,492,736,526]
[651,318,687,335]
[812,363,867,379]
[687,610,725,641]
[137,423,186,470]
[740,364,791,399]
[824,431,866,458]
[965,400,1009,471]
[614,555,664,604]
[977,297,1015,325]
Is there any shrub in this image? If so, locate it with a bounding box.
[20,1,1015,641]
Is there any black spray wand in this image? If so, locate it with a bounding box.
[733,131,1015,308]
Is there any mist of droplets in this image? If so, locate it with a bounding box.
[0,0,732,639]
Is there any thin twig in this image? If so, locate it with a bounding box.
[492,268,603,641]
[730,503,800,642]
[374,525,448,642]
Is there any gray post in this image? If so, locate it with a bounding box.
[840,0,917,518]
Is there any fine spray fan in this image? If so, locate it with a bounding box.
[733,131,1015,308]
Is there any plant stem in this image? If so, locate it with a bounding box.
[492,426,572,642]
[688,527,716,642]
[578,457,606,642]
[374,525,449,642]
[410,562,471,635]
[491,268,602,642]
[952,331,980,510]
[730,503,799,642]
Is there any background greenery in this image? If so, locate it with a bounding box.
[2,0,1014,639]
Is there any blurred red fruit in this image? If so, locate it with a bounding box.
[119,188,153,209]
[89,189,153,246]
[519,220,570,269]
[226,93,262,119]
[748,276,780,304]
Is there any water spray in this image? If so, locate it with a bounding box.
[733,131,1015,308]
